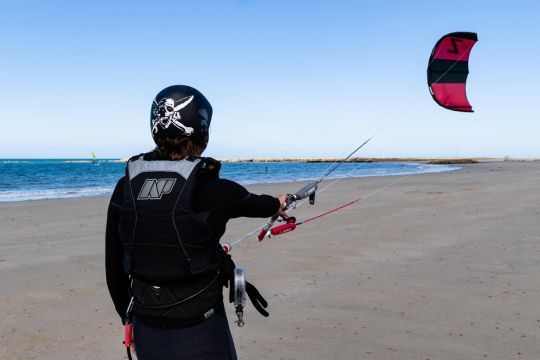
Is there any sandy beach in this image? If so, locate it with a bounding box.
[1,161,539,360]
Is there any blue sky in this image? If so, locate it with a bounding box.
[0,0,538,158]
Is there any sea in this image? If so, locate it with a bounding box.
[0,159,460,202]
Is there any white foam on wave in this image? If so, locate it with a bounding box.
[0,186,114,202]
[412,164,462,173]
[1,160,31,164]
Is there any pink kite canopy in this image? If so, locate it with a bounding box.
[427,32,478,112]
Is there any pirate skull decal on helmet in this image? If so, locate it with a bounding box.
[150,85,213,147]
[151,96,195,136]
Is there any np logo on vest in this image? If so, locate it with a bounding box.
[137,178,177,200]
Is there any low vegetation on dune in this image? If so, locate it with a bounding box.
[427,159,478,164]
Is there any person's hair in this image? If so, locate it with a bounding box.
[153,137,206,160]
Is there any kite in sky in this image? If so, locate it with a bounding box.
[427,32,478,112]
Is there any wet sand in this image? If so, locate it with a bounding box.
[1,161,539,359]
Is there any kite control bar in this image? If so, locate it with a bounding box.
[222,198,360,253]
[223,137,372,250]
[257,137,372,241]
[257,182,317,240]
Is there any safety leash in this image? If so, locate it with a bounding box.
[123,297,134,360]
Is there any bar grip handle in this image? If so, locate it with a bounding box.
[270,222,297,236]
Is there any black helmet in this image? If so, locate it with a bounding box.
[150,85,213,147]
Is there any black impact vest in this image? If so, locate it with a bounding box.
[119,154,225,325]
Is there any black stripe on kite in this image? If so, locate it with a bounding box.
[441,32,478,41]
[428,60,469,84]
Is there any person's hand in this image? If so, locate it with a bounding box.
[276,194,289,216]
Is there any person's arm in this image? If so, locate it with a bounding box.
[105,177,131,322]
[200,178,283,220]
[230,192,280,218]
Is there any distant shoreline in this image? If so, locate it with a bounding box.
[117,156,536,164]
[216,157,483,164]
[3,157,539,164]
[204,157,538,164]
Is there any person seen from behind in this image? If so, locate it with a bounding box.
[105,85,287,359]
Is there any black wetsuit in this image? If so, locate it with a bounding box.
[105,166,279,359]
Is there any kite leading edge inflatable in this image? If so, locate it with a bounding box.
[427,32,478,112]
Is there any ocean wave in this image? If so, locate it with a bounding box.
[62,159,123,164]
[0,186,114,202]
[1,159,122,164]
[413,164,461,173]
[101,159,125,163]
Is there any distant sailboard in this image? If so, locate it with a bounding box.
[427,32,478,112]
[91,152,100,165]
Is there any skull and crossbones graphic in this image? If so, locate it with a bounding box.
[151,96,195,135]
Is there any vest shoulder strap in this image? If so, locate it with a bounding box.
[127,156,201,181]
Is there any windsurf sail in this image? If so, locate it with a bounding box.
[427,32,478,112]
